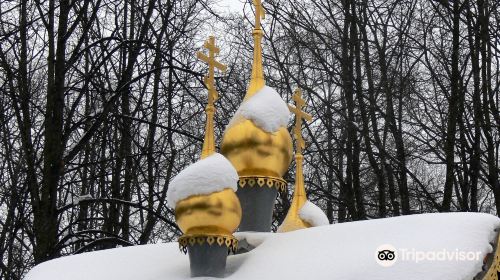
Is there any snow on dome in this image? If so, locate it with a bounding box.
[166,153,238,208]
[227,86,290,133]
[24,213,500,280]
[299,200,330,227]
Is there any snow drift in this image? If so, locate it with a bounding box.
[25,213,500,280]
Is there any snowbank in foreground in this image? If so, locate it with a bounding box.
[25,213,500,280]
[227,86,290,133]
[166,153,238,208]
[299,200,330,226]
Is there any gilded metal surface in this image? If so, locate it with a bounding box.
[221,119,293,178]
[279,89,313,233]
[201,105,216,159]
[221,1,293,180]
[482,233,500,280]
[178,233,239,254]
[172,36,241,258]
[238,175,287,192]
[288,89,312,155]
[175,189,242,237]
[245,0,266,100]
[277,154,311,232]
[197,36,227,159]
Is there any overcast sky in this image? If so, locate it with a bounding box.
[218,0,246,13]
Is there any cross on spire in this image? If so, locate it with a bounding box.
[278,88,313,233]
[288,88,312,154]
[197,36,227,105]
[246,0,266,100]
[253,0,266,30]
[197,36,226,159]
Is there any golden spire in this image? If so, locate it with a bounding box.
[174,37,241,256]
[197,36,227,159]
[278,89,313,232]
[221,0,293,209]
[245,0,266,100]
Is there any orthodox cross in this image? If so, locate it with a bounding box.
[197,36,226,159]
[197,36,227,105]
[288,88,312,155]
[246,0,266,99]
[279,88,312,233]
[253,0,266,30]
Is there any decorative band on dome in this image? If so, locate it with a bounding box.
[178,233,239,254]
[238,176,287,193]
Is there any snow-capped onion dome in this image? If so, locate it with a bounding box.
[298,201,329,227]
[221,86,293,178]
[167,153,242,236]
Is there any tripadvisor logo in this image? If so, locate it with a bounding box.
[375,244,397,267]
[375,244,482,267]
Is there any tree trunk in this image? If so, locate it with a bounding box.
[441,0,462,212]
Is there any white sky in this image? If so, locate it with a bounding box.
[217,0,246,14]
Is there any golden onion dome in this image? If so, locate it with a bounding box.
[167,153,242,236]
[221,119,292,178]
[175,188,242,236]
[168,36,242,239]
[220,7,292,179]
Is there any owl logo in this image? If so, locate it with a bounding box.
[375,244,398,267]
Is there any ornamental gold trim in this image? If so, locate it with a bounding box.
[482,232,500,280]
[178,233,239,254]
[238,176,287,192]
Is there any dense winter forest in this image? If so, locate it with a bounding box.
[0,0,499,278]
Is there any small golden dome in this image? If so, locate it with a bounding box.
[221,120,292,178]
[278,211,312,232]
[279,89,318,233]
[175,188,242,236]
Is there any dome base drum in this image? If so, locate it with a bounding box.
[236,178,281,232]
[187,242,229,278]
[179,233,238,278]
